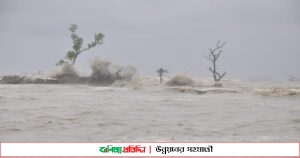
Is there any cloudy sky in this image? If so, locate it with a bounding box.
[0,0,299,80]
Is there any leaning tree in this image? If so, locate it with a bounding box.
[57,24,104,65]
[205,40,227,82]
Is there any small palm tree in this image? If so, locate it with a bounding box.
[156,67,169,84]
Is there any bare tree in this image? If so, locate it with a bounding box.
[205,40,226,82]
[156,67,169,84]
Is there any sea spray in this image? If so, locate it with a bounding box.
[167,75,194,86]
[51,63,78,78]
[88,58,136,85]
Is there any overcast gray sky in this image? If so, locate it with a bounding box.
[1,0,299,80]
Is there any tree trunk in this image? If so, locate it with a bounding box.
[72,54,78,65]
[213,59,217,81]
[159,73,163,84]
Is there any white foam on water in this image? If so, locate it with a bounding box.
[0,78,300,142]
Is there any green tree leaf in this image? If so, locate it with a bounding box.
[69,24,77,32]
[66,51,76,60]
[73,38,83,52]
[56,59,67,66]
[95,33,104,43]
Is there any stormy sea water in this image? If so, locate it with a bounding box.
[0,77,299,142]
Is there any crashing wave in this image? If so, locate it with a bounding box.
[167,87,242,95]
[253,87,300,96]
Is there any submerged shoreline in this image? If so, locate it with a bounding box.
[1,74,300,97]
[1,75,300,142]
[0,82,299,142]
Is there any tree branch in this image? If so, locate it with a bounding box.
[205,55,214,62]
[215,71,226,81]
